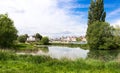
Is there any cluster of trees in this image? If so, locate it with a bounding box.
[17,33,49,45]
[87,0,120,50]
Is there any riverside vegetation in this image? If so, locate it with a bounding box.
[0,51,120,73]
[0,0,120,73]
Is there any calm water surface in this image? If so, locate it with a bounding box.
[17,46,120,61]
[17,46,89,60]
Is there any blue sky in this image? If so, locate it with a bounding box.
[57,0,120,24]
[0,0,119,38]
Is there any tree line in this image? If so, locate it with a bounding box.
[17,33,49,45]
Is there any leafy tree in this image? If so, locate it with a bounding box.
[113,25,120,48]
[40,37,49,45]
[24,34,29,38]
[18,35,28,43]
[88,21,115,50]
[0,14,18,48]
[88,0,106,25]
[87,0,106,38]
[86,0,113,50]
[35,33,42,41]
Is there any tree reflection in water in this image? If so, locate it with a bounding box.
[87,50,120,61]
[39,46,49,53]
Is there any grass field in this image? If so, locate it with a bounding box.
[0,51,119,73]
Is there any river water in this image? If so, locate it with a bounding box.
[17,46,120,61]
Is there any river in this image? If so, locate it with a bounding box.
[17,46,120,61]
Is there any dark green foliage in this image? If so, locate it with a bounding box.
[86,0,118,50]
[24,34,29,38]
[88,50,120,61]
[87,0,106,39]
[18,35,28,43]
[87,22,115,50]
[40,37,49,45]
[0,14,18,48]
[95,0,106,22]
[88,0,106,25]
[34,33,42,41]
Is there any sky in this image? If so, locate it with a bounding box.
[0,0,120,38]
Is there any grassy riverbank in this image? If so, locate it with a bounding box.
[0,51,119,73]
[13,43,49,53]
[13,43,89,51]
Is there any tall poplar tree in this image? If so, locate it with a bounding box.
[86,0,117,50]
[88,0,106,26]
[87,0,106,39]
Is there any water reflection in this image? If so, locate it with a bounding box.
[38,46,49,53]
[17,46,89,60]
[16,46,120,61]
[87,50,120,61]
[48,46,89,59]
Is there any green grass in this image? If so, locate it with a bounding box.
[14,43,36,50]
[0,51,119,73]
[13,43,49,52]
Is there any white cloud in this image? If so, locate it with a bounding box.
[0,0,87,38]
[105,8,120,28]
[111,19,120,27]
[107,8,120,18]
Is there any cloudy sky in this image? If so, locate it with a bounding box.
[0,0,120,38]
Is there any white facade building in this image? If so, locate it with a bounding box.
[26,36,36,42]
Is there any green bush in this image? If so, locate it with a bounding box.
[17,35,28,43]
[34,33,42,41]
[87,21,115,50]
[40,37,49,45]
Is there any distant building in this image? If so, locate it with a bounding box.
[50,36,88,44]
[65,36,77,42]
[50,36,77,43]
[26,36,36,42]
[81,37,87,42]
